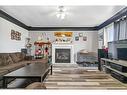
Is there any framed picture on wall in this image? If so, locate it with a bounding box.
[11,30,21,41]
[18,33,21,40]
[15,31,18,40]
[11,30,15,40]
[75,36,79,41]
[79,32,83,37]
[83,36,87,41]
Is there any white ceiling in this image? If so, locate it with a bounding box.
[0,6,125,27]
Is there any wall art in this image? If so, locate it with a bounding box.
[75,36,79,41]
[54,32,73,37]
[11,30,21,41]
[83,36,87,41]
[78,32,83,37]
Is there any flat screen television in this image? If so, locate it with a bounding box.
[117,48,127,60]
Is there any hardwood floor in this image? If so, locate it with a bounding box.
[44,64,127,89]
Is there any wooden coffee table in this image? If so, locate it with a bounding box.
[3,63,52,88]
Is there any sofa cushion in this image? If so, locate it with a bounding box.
[5,54,14,65]
[0,54,5,66]
[0,69,8,76]
[9,53,21,63]
[15,52,24,61]
[15,53,21,59]
[0,53,13,66]
[17,61,31,65]
[21,53,26,60]
[0,63,24,72]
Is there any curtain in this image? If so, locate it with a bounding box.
[114,17,127,41]
[119,18,126,40]
[125,18,127,39]
[114,21,120,41]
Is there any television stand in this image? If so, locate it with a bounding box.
[101,58,127,83]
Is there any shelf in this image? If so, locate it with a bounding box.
[104,65,127,77]
[101,58,127,67]
[34,41,51,46]
[101,58,127,83]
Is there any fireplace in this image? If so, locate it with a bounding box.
[52,43,74,64]
[55,49,71,63]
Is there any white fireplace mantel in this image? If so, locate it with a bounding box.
[52,43,74,64]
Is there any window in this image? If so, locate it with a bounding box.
[106,24,114,42]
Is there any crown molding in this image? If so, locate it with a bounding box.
[96,7,127,30]
[28,26,97,31]
[0,9,29,30]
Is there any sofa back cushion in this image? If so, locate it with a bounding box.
[0,53,14,66]
[15,52,22,61]
[0,52,26,65]
[0,54,4,66]
[9,52,26,63]
[9,53,21,63]
[21,52,26,60]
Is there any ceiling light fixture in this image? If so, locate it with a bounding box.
[56,6,66,20]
